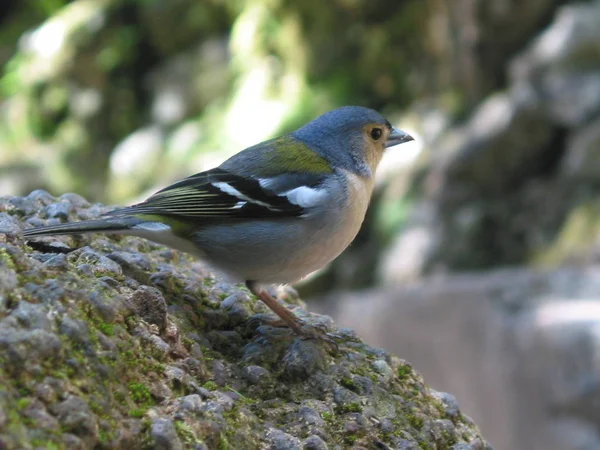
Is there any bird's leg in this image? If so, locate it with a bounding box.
[245,281,338,351]
[246,281,304,334]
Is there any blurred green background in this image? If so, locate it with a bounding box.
[0,0,431,203]
[2,0,600,295]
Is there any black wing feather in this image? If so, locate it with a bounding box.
[105,168,307,221]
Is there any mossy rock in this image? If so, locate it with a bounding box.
[0,191,490,449]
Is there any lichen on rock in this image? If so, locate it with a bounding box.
[0,191,490,449]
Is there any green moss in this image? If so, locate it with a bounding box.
[128,382,152,403]
[128,407,148,418]
[407,413,424,430]
[0,247,16,269]
[98,428,112,444]
[336,402,362,414]
[15,397,31,410]
[339,376,358,392]
[397,364,412,381]
[31,439,60,450]
[203,380,218,391]
[218,435,229,450]
[175,421,201,445]
[418,441,434,450]
[98,322,114,336]
[321,411,333,422]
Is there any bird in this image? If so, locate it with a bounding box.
[22,106,413,340]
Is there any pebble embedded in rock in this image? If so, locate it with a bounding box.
[43,201,73,220]
[0,266,18,301]
[0,213,21,235]
[62,433,86,450]
[371,360,393,381]
[52,396,98,446]
[150,417,183,450]
[242,365,270,385]
[219,292,249,310]
[267,428,302,450]
[333,386,362,414]
[282,339,327,381]
[72,249,123,278]
[431,391,461,418]
[26,189,56,206]
[303,434,329,450]
[59,193,90,208]
[164,365,193,390]
[298,405,325,427]
[177,394,204,415]
[59,316,90,345]
[108,251,152,283]
[44,253,69,270]
[127,285,168,330]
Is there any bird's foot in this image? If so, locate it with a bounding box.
[246,281,338,352]
[248,314,338,352]
[295,321,339,353]
[247,313,288,330]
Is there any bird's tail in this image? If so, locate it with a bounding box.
[21,217,142,238]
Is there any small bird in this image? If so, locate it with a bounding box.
[23,106,413,339]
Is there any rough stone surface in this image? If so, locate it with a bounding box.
[0,192,489,449]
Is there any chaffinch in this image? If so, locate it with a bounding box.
[23,106,413,339]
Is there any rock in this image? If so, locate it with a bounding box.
[0,213,21,236]
[127,285,168,330]
[108,251,153,284]
[150,417,182,450]
[59,193,90,208]
[59,316,91,345]
[561,116,600,180]
[43,201,73,220]
[51,396,98,447]
[333,386,362,414]
[303,434,329,450]
[371,0,600,281]
[266,429,302,450]
[510,1,600,127]
[0,193,489,449]
[69,248,124,278]
[282,339,329,381]
[44,253,69,270]
[242,365,271,385]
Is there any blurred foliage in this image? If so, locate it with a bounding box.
[4,0,589,295]
[0,0,439,204]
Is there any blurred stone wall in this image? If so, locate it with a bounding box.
[314,266,600,450]
[0,0,435,203]
[379,0,600,282]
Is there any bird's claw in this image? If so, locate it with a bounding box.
[247,315,339,352]
[296,322,339,353]
[247,313,287,329]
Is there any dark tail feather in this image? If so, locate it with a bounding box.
[22,218,138,238]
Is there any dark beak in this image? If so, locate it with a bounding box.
[385,127,414,148]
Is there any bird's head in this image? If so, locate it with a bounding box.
[291,106,413,177]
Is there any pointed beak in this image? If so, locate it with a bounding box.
[385,127,414,148]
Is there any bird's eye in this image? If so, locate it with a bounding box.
[369,128,382,141]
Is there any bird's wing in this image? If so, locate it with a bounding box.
[105,168,329,221]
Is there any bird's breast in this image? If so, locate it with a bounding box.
[275,170,374,283]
